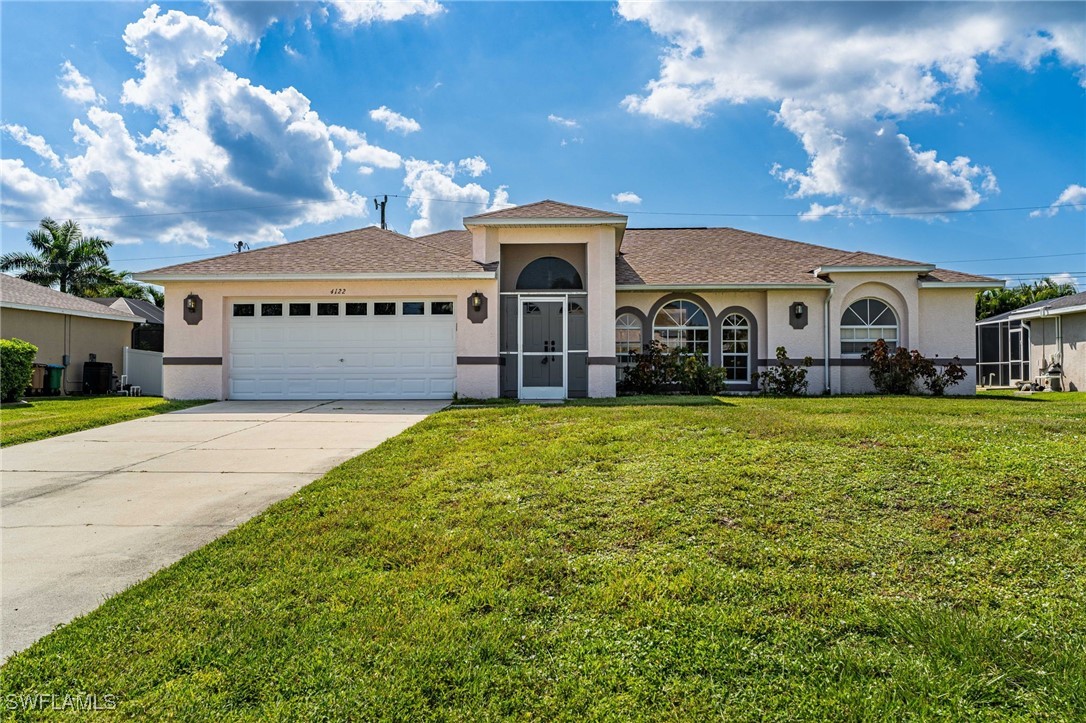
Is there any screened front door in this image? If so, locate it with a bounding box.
[520,299,565,399]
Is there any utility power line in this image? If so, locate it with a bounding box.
[2,195,1084,225]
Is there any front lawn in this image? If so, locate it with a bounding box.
[0,396,210,447]
[2,394,1084,719]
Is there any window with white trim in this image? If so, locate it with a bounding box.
[653,300,709,361]
[720,313,750,382]
[616,313,642,370]
[841,298,898,354]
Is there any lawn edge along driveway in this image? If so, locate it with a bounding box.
[0,396,212,447]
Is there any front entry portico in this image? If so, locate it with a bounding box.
[519,298,565,399]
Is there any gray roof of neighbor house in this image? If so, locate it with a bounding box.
[0,275,144,322]
[89,297,165,325]
[465,199,626,222]
[134,201,999,288]
[979,290,1086,324]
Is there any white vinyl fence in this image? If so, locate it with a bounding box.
[123,347,164,397]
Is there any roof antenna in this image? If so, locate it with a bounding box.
[233,241,249,253]
[374,195,388,230]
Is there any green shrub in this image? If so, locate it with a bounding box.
[676,352,731,395]
[754,346,815,396]
[619,340,681,394]
[861,339,967,395]
[1,338,38,402]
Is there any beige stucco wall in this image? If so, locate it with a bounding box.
[473,224,621,398]
[616,273,978,395]
[1028,314,1084,392]
[161,278,500,400]
[1,307,134,393]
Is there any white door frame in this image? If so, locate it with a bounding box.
[518,296,567,400]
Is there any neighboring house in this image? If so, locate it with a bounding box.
[977,290,1086,391]
[136,200,999,401]
[89,297,165,352]
[0,274,144,393]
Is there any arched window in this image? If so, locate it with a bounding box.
[616,313,642,371]
[720,313,751,382]
[653,300,709,361]
[516,257,583,290]
[841,298,898,354]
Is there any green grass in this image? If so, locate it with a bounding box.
[0,396,210,447]
[2,394,1085,720]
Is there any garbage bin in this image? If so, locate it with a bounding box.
[45,365,64,396]
[29,364,47,394]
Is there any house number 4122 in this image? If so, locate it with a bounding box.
[330,288,346,295]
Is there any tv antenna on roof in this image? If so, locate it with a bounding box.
[374,195,388,230]
[233,241,249,253]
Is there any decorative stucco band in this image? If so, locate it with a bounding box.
[163,357,223,365]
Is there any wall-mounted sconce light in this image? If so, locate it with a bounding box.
[467,290,488,324]
[789,300,809,330]
[184,293,203,325]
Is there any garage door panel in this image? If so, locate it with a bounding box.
[229,300,456,400]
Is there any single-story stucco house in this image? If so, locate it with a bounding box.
[1,274,144,393]
[977,290,1085,392]
[136,200,999,401]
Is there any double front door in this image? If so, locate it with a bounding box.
[520,299,565,399]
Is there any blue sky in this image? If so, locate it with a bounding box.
[1,1,1083,287]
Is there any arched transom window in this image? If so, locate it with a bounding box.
[841,298,898,354]
[515,256,583,290]
[616,313,642,372]
[720,313,751,382]
[653,300,709,361]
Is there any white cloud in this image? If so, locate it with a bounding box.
[58,61,105,105]
[559,137,584,147]
[618,2,1084,215]
[329,0,443,25]
[798,202,849,222]
[547,114,579,128]
[457,155,489,177]
[612,192,641,205]
[402,159,508,236]
[1030,184,1086,217]
[206,0,442,43]
[1,125,62,169]
[1050,272,1077,287]
[369,105,421,134]
[2,5,385,248]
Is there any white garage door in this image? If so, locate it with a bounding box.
[228,299,456,400]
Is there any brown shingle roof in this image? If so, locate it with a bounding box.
[138,226,488,278]
[0,275,144,321]
[616,228,999,286]
[465,199,626,221]
[920,269,1003,284]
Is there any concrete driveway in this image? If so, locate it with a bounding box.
[1,399,444,660]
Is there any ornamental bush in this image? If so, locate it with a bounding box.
[860,339,967,395]
[1,338,38,402]
[619,340,681,394]
[754,346,814,396]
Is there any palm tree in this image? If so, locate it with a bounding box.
[976,277,1078,320]
[0,218,116,294]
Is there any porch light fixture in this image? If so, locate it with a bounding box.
[793,301,807,319]
[470,291,483,312]
[186,296,198,313]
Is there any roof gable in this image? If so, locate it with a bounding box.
[464,200,626,222]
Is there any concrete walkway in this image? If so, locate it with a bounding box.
[0,399,444,660]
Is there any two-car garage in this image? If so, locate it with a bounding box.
[227,298,457,400]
